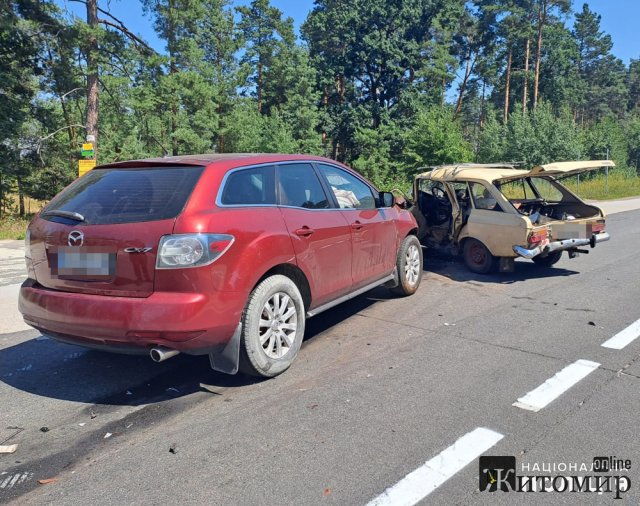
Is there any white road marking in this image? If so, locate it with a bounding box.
[513,359,600,412]
[0,472,31,489]
[366,427,504,506]
[601,318,640,350]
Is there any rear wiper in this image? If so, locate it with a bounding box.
[42,210,86,222]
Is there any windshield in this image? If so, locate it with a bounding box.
[42,166,204,225]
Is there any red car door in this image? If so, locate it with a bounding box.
[277,163,353,308]
[317,163,397,289]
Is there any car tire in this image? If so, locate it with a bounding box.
[463,238,497,274]
[532,251,562,267]
[391,235,423,296]
[238,275,306,378]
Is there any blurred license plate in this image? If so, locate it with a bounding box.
[56,247,115,276]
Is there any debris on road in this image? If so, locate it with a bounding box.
[90,409,97,419]
[104,433,112,439]
[39,427,49,433]
[38,478,57,485]
[323,488,331,497]
[78,423,86,427]
[166,387,180,394]
[126,390,133,395]
[0,445,17,454]
[169,444,178,454]
[588,321,596,326]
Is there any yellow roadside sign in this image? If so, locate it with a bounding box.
[79,159,96,177]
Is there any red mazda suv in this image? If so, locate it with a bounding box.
[19,154,422,377]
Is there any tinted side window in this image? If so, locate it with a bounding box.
[277,163,330,209]
[220,165,276,205]
[42,167,203,225]
[317,164,376,210]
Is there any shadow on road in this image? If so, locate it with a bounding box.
[423,251,579,283]
[0,289,387,407]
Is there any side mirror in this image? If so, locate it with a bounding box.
[380,191,395,208]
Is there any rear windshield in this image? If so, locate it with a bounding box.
[43,166,203,225]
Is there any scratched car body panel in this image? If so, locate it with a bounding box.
[410,160,612,273]
[19,153,420,377]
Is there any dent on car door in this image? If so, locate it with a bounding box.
[465,182,527,256]
[317,163,396,288]
[276,163,353,307]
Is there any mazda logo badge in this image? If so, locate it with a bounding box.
[68,230,84,247]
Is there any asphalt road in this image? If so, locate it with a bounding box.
[1,206,639,505]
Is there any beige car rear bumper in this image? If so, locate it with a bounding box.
[513,232,610,259]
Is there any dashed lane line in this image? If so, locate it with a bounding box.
[601,318,640,350]
[513,359,600,412]
[366,427,504,506]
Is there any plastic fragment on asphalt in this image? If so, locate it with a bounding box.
[78,423,86,427]
[39,427,49,433]
[38,478,56,485]
[0,445,17,454]
[126,390,133,395]
[104,433,112,439]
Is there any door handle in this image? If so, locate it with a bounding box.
[295,227,315,237]
[350,221,363,230]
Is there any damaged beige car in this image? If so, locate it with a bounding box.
[410,160,613,273]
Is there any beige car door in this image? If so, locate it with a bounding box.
[462,182,528,257]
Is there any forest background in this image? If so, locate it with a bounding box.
[2,0,640,237]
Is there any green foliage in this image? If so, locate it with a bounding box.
[404,106,473,167]
[222,100,298,154]
[478,103,582,165]
[625,114,640,172]
[583,116,628,169]
[351,119,407,189]
[2,0,640,218]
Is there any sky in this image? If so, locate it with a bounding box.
[54,0,640,64]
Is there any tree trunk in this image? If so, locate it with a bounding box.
[257,61,263,113]
[480,80,486,128]
[523,38,530,113]
[503,46,513,123]
[85,0,99,161]
[455,53,473,116]
[17,176,25,217]
[533,3,546,109]
[167,0,178,156]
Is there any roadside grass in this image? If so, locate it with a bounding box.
[0,216,30,240]
[562,173,640,200]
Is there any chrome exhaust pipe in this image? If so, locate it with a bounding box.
[513,244,544,260]
[150,346,180,363]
